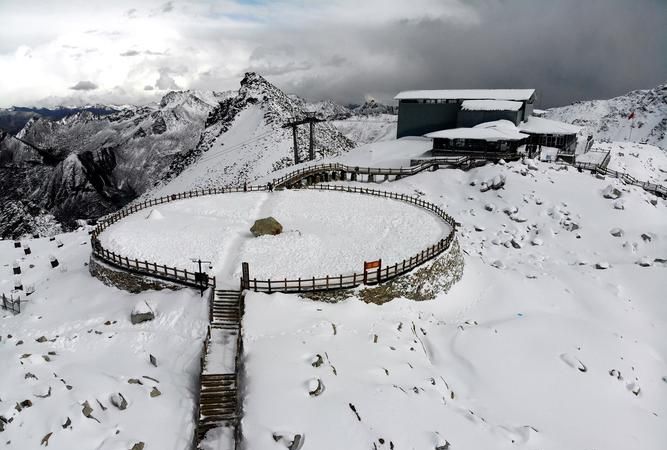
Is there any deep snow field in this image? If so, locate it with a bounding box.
[99,189,450,287]
[241,151,667,449]
[0,232,208,450]
[1,136,666,450]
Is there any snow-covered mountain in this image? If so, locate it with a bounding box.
[150,73,355,195]
[545,82,667,150]
[2,141,664,450]
[0,90,233,238]
[286,96,397,144]
[0,105,124,135]
[288,96,353,120]
[330,114,398,144]
[350,98,397,116]
[0,74,355,238]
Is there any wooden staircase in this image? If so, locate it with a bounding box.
[196,289,243,446]
[211,289,242,329]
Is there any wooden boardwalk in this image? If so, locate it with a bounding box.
[196,289,244,448]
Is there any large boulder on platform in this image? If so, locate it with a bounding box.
[250,217,283,237]
[131,301,155,324]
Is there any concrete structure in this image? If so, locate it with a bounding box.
[395,89,536,138]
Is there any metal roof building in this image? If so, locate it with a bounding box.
[394,89,537,138]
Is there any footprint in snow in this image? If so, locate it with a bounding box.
[560,353,587,372]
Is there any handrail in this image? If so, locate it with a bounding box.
[241,184,457,293]
[90,175,458,294]
[568,159,666,197]
[271,152,520,189]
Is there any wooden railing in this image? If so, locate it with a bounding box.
[570,161,666,198]
[241,184,457,293]
[271,152,521,189]
[91,187,274,288]
[271,161,438,188]
[90,167,459,294]
[1,293,21,314]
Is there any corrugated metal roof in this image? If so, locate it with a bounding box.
[395,89,535,101]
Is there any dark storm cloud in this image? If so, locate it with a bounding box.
[267,0,667,107]
[69,80,98,90]
[161,1,174,13]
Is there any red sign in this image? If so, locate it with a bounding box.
[364,260,381,271]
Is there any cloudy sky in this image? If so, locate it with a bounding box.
[0,0,665,108]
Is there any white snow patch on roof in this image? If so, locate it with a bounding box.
[395,89,535,101]
[425,120,529,141]
[519,116,581,134]
[461,100,523,111]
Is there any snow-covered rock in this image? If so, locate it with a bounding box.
[131,301,155,324]
[602,185,622,199]
[610,228,624,237]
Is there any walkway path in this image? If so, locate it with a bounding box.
[196,289,243,449]
[214,192,270,290]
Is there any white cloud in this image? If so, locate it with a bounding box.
[0,0,664,107]
[70,80,98,90]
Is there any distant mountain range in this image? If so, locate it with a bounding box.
[1,78,664,239]
[545,82,667,150]
[0,105,126,135]
[0,74,358,238]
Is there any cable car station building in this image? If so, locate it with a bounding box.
[395,89,583,161]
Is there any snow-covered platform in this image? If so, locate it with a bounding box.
[99,189,452,286]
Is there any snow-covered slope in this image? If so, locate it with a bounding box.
[241,148,667,450]
[149,73,355,195]
[331,114,398,144]
[2,136,665,450]
[0,90,233,239]
[546,83,667,151]
[0,230,208,449]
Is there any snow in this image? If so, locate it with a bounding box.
[395,89,535,101]
[518,116,582,134]
[199,426,235,450]
[461,100,523,111]
[0,230,208,450]
[205,329,238,374]
[331,114,397,144]
[539,146,560,162]
[132,300,154,316]
[99,189,450,286]
[425,120,528,141]
[593,141,667,184]
[239,145,666,450]
[544,83,667,151]
[576,149,609,165]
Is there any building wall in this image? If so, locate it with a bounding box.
[396,101,459,138]
[456,109,522,128]
[433,137,526,154]
[524,102,534,121]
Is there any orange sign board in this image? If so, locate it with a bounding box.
[364,260,381,271]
